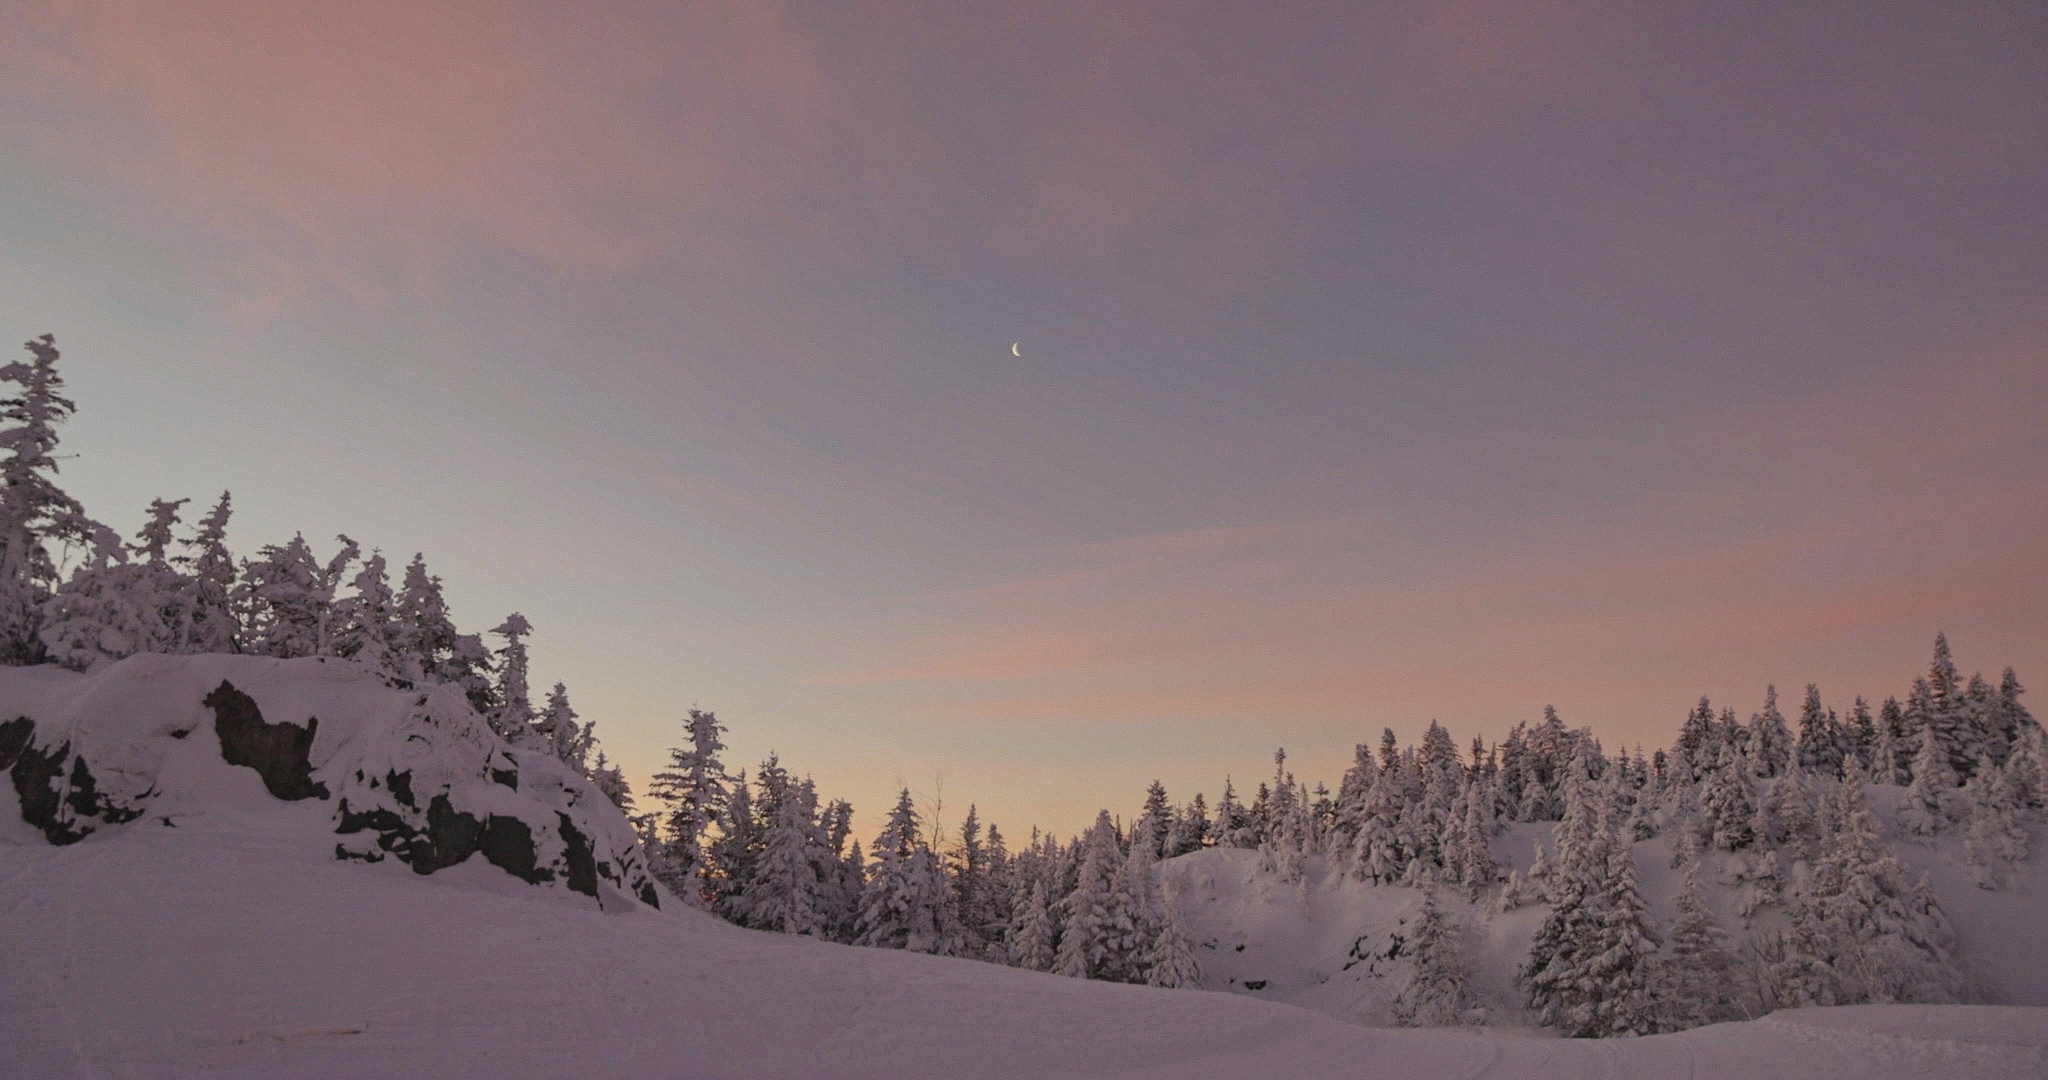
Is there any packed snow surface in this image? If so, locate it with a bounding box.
[4,657,2045,1078]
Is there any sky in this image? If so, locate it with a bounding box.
[2,0,2044,839]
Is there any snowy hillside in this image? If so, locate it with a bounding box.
[5,656,2047,1078]
[0,653,658,908]
[1163,810,2048,1027]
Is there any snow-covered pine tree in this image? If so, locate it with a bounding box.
[0,335,103,665]
[177,492,239,654]
[1749,685,1792,779]
[1796,684,1842,777]
[41,495,199,669]
[236,533,357,659]
[533,682,591,770]
[588,749,634,812]
[1963,757,2028,889]
[1054,811,1122,979]
[1145,882,1202,989]
[1139,782,1172,860]
[1012,878,1057,972]
[1580,810,1661,1038]
[1394,890,1470,1027]
[1214,777,1251,849]
[1778,769,1960,1006]
[747,777,827,936]
[648,708,730,908]
[1660,834,1734,1031]
[1897,723,1959,837]
[332,550,401,675]
[487,613,534,743]
[1456,792,1498,896]
[1259,749,1308,884]
[1701,742,1757,851]
[854,788,961,955]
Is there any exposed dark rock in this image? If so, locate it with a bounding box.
[206,680,328,801]
[489,765,517,791]
[0,716,31,771]
[557,813,598,897]
[11,736,86,844]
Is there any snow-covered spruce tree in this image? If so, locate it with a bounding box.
[1055,811,1123,979]
[331,550,400,675]
[2009,721,2048,811]
[40,500,184,669]
[534,682,592,770]
[1581,811,1661,1038]
[855,788,962,955]
[1897,723,1959,837]
[588,750,635,812]
[1734,847,1783,921]
[1748,685,1793,779]
[1776,769,1959,1006]
[1517,760,1603,1032]
[236,533,357,659]
[1394,890,1471,1027]
[177,492,239,654]
[1139,782,1172,860]
[1259,749,1309,884]
[1700,742,1757,851]
[648,708,730,908]
[487,613,534,743]
[1963,757,2029,889]
[1661,834,1735,1031]
[708,770,763,919]
[1456,792,1499,897]
[0,335,104,665]
[1213,777,1252,849]
[1012,879,1057,972]
[746,777,828,936]
[1796,684,1842,777]
[1146,883,1202,989]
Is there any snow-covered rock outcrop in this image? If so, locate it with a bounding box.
[0,653,658,909]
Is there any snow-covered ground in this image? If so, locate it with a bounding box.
[4,657,2045,1078]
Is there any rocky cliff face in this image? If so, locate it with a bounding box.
[0,653,659,909]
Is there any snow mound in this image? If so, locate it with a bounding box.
[0,654,658,908]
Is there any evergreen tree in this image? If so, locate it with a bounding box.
[177,492,239,654]
[1795,684,1841,777]
[1963,758,2028,889]
[1012,879,1057,972]
[648,708,729,908]
[1897,725,1959,837]
[1581,816,1661,1037]
[534,682,590,769]
[1749,686,1793,778]
[1394,890,1470,1027]
[0,335,102,664]
[1145,883,1203,989]
[332,550,400,675]
[487,613,534,743]
[1055,811,1122,979]
[747,777,827,936]
[855,788,961,955]
[588,749,634,812]
[1701,742,1757,851]
[236,533,357,658]
[1139,781,1172,859]
[1661,835,1734,1031]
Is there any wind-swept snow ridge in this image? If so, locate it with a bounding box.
[0,654,658,908]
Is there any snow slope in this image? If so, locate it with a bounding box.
[4,657,2045,1079]
[1162,812,2048,1026]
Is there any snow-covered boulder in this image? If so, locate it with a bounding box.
[0,653,658,909]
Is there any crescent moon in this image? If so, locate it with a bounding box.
[1011,342,1021,357]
